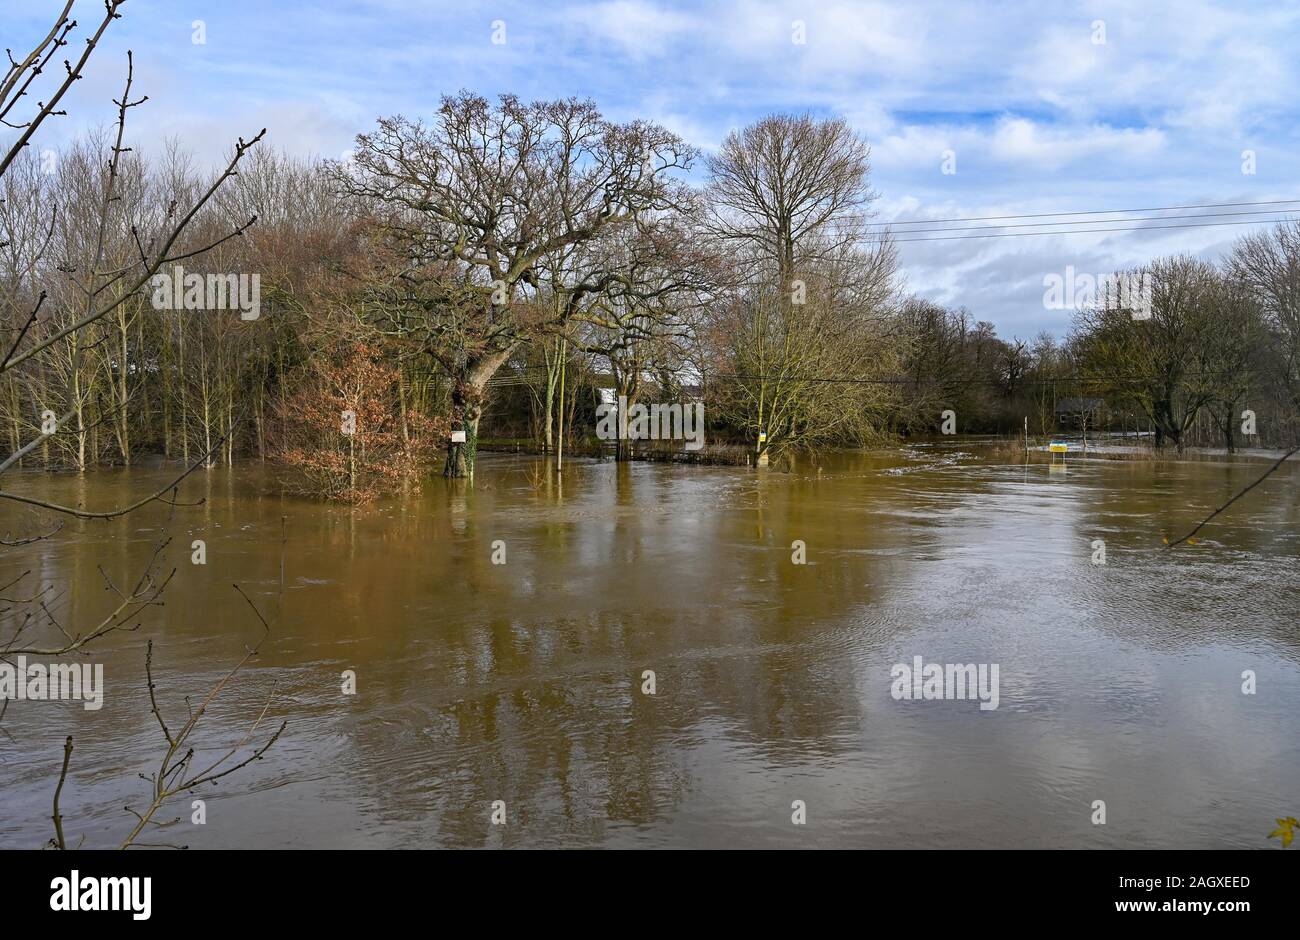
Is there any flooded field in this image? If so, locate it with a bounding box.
[1,446,1297,848]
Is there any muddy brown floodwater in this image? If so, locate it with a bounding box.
[1,445,1297,848]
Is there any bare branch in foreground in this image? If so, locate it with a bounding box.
[1167,444,1300,548]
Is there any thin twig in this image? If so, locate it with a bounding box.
[51,735,72,850]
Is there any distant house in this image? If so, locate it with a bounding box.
[1055,397,1105,429]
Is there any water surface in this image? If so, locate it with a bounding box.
[1,446,1297,848]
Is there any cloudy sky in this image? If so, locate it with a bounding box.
[6,0,1299,338]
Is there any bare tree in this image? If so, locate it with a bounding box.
[335,92,696,476]
[1074,257,1220,451]
[565,206,718,459]
[709,242,900,460]
[1230,220,1300,411]
[1,1,264,521]
[705,114,878,290]
[0,3,282,839]
[703,114,898,461]
[1201,275,1264,453]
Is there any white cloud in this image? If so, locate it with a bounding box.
[989,118,1165,170]
[17,0,1300,337]
[570,1,700,59]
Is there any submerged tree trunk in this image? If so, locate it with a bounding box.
[1151,399,1182,452]
[443,345,516,478]
[542,337,561,454]
[443,383,480,479]
[117,306,130,466]
[1207,402,1238,454]
[612,362,639,463]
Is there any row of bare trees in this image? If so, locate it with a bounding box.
[1,0,284,849]
[5,89,914,483]
[0,137,354,475]
[1073,242,1300,452]
[7,41,1300,489]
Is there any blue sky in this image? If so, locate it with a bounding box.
[6,0,1300,338]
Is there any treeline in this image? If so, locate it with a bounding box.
[4,95,1299,500]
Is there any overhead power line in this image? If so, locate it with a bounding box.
[878,206,1299,237]
[890,215,1297,243]
[870,198,1300,228]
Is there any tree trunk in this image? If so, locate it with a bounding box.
[1152,400,1181,451]
[614,369,638,463]
[543,379,554,454]
[542,337,560,454]
[398,370,410,448]
[443,345,517,478]
[73,360,86,473]
[117,307,130,466]
[443,384,479,479]
[177,315,189,464]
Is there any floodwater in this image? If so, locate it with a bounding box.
[1,446,1297,848]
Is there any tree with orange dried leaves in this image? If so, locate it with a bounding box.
[273,341,443,502]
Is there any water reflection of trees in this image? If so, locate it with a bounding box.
[7,452,1296,846]
[335,453,933,845]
